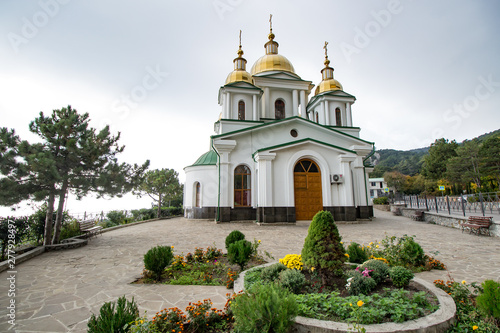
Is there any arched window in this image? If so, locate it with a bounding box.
[275,99,285,120]
[195,182,201,208]
[315,112,319,123]
[234,165,251,206]
[238,100,245,120]
[335,108,342,126]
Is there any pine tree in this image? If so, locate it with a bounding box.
[0,106,149,244]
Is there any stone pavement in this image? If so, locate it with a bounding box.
[1,209,499,332]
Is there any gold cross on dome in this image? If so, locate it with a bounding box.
[239,30,242,46]
[323,41,329,58]
[269,14,273,32]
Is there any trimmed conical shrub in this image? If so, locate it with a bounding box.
[301,211,346,285]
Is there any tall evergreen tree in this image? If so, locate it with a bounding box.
[479,135,500,189]
[446,140,482,190]
[421,138,458,180]
[0,106,149,244]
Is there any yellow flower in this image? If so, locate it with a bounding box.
[369,242,373,246]
[340,241,343,244]
[473,325,478,330]
[171,245,174,249]
[349,303,353,306]
[357,300,364,307]
[461,280,466,285]
[258,240,261,243]
[376,245,379,248]
[311,267,315,272]
[345,253,349,257]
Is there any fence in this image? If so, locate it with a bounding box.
[400,192,500,217]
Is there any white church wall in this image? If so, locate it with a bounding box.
[268,89,293,118]
[230,93,253,120]
[184,165,218,208]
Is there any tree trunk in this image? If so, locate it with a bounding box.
[43,190,56,246]
[52,180,68,244]
[157,193,162,218]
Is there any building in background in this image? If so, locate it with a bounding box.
[184,23,375,223]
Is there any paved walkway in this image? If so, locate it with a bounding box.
[1,209,499,332]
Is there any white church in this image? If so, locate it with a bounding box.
[184,24,375,223]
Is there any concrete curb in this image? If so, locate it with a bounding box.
[235,264,456,333]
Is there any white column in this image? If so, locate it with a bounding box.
[292,89,298,117]
[222,93,228,119]
[339,156,356,206]
[226,92,232,119]
[299,90,306,117]
[255,152,276,207]
[324,100,330,125]
[320,101,325,124]
[252,94,257,121]
[263,87,270,118]
[346,102,352,126]
[213,140,236,207]
[352,157,367,206]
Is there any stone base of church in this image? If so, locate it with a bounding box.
[184,207,217,220]
[185,205,373,222]
[323,206,357,221]
[257,207,296,223]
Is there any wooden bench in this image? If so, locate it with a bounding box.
[411,210,424,221]
[461,216,493,236]
[78,219,103,239]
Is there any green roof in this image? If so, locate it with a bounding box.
[191,150,217,166]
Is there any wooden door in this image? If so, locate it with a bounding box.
[294,159,323,220]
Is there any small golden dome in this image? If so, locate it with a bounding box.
[251,54,295,75]
[225,70,253,85]
[315,78,343,95]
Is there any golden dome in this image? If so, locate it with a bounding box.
[250,54,295,75]
[315,78,343,95]
[225,70,253,85]
[315,41,343,95]
[225,30,254,85]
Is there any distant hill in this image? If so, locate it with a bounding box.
[368,129,499,178]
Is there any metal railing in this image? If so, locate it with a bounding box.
[400,192,500,217]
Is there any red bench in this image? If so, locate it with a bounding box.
[461,216,493,236]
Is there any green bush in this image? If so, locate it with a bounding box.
[389,266,414,288]
[360,259,390,284]
[130,208,156,221]
[380,234,426,268]
[346,270,377,296]
[261,263,287,282]
[160,207,183,217]
[106,210,127,225]
[279,269,306,294]
[87,296,139,333]
[225,230,245,250]
[346,242,368,264]
[59,219,81,240]
[476,280,500,319]
[144,245,174,280]
[228,239,252,270]
[373,196,389,204]
[0,216,30,261]
[233,283,298,333]
[301,211,346,285]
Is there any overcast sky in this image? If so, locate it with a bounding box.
[1,0,499,216]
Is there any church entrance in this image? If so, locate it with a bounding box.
[294,159,323,220]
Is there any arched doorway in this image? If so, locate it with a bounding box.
[294,159,323,220]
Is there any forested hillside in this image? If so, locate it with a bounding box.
[368,129,500,195]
